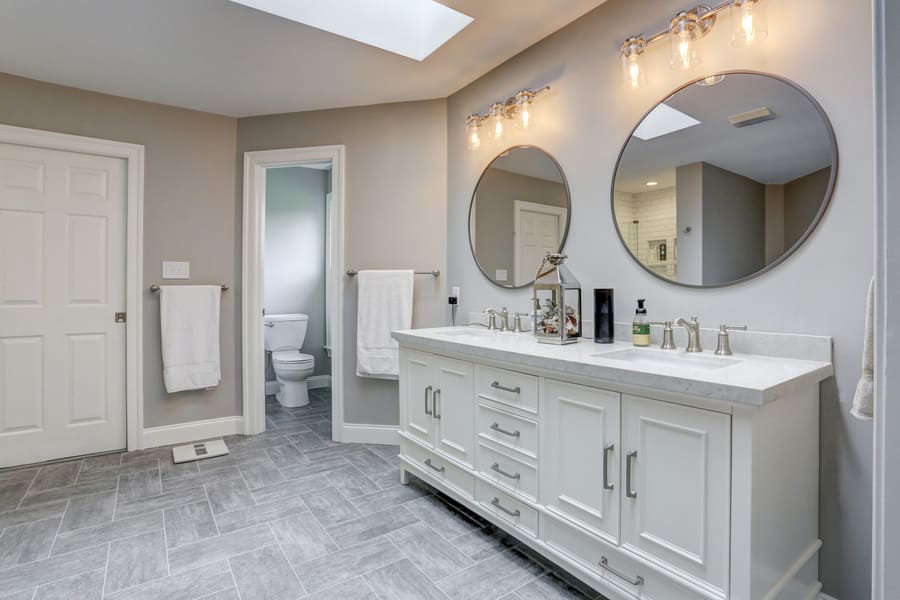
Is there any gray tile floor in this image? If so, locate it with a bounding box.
[0,388,603,600]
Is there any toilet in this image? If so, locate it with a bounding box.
[264,313,315,408]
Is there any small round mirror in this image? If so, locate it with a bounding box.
[469,146,571,288]
[612,72,837,287]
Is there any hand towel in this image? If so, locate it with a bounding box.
[356,270,414,379]
[160,285,221,393]
[852,277,874,419]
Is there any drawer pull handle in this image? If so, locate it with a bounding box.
[626,451,638,498]
[491,497,520,517]
[433,389,442,419]
[424,458,445,473]
[603,444,615,491]
[491,381,521,394]
[424,385,433,416]
[490,462,521,480]
[490,422,521,438]
[599,556,644,587]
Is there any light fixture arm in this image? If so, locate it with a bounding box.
[466,85,550,128]
[621,1,733,54]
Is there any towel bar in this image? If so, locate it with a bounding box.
[150,284,228,293]
[346,269,439,277]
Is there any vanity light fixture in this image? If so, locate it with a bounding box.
[619,0,767,89]
[464,86,550,150]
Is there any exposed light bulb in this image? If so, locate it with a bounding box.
[669,13,701,71]
[514,91,535,129]
[731,0,767,47]
[487,103,505,139]
[646,181,659,187]
[620,37,646,90]
[466,117,481,151]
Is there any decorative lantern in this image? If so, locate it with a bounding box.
[533,253,582,345]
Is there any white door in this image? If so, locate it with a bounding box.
[0,143,127,467]
[542,379,620,545]
[621,395,731,592]
[400,349,434,447]
[514,201,566,286]
[432,355,474,467]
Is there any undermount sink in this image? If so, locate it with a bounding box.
[591,348,740,370]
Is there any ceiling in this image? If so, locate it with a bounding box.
[615,73,835,193]
[0,0,606,117]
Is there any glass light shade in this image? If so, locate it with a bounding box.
[514,94,534,129]
[621,51,646,90]
[465,119,481,151]
[669,13,702,71]
[731,0,768,46]
[487,104,505,139]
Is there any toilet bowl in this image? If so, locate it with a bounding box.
[272,350,315,408]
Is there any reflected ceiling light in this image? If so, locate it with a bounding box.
[618,0,766,89]
[633,103,701,140]
[646,181,659,186]
[229,0,473,61]
[697,74,726,86]
[464,86,550,150]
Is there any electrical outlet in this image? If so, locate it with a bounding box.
[162,261,190,279]
[495,269,508,281]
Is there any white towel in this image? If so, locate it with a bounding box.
[852,277,874,420]
[356,270,414,379]
[160,285,221,393]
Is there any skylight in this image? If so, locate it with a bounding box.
[633,103,701,141]
[230,0,473,61]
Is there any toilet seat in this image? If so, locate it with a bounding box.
[272,351,314,365]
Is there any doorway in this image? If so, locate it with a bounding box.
[513,199,567,286]
[242,146,345,440]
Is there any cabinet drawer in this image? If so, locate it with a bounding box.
[475,365,539,416]
[476,479,538,538]
[402,441,475,499]
[476,442,538,502]
[542,516,713,600]
[477,403,539,459]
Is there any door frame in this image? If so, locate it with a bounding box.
[513,199,567,285]
[0,123,146,451]
[242,145,346,440]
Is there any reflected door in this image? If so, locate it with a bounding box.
[0,143,127,467]
[514,201,564,286]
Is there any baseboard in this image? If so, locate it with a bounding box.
[341,423,399,445]
[142,416,244,449]
[308,375,331,390]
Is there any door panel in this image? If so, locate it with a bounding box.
[433,355,474,466]
[0,143,127,467]
[542,379,620,544]
[515,208,561,286]
[621,395,731,592]
[400,349,434,446]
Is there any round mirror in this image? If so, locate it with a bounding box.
[612,72,837,287]
[469,146,571,288]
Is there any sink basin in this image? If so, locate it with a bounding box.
[591,349,739,370]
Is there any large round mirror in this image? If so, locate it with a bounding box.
[469,146,571,288]
[612,72,837,287]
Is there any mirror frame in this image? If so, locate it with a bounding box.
[610,70,840,289]
[468,145,573,289]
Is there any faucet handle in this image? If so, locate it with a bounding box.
[715,324,747,356]
[651,321,677,350]
[719,324,747,333]
[513,312,530,333]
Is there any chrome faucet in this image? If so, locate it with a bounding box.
[674,316,703,353]
[481,308,499,330]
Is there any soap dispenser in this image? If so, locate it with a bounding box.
[633,299,650,347]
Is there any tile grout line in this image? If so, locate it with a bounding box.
[15,464,43,510]
[203,484,222,536]
[159,464,170,576]
[45,498,70,557]
[266,520,308,597]
[100,541,112,598]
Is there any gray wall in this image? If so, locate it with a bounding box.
[784,167,832,248]
[473,168,567,282]
[0,73,239,429]
[265,166,330,377]
[237,100,447,425]
[445,0,873,596]
[675,162,703,283]
[701,163,766,285]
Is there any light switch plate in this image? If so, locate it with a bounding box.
[495,269,508,281]
[162,261,190,279]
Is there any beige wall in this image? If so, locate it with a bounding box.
[237,100,447,425]
[445,0,873,596]
[0,73,239,429]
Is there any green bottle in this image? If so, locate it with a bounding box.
[633,299,650,347]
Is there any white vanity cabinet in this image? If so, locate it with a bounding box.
[395,332,830,600]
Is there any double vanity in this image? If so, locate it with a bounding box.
[394,326,832,600]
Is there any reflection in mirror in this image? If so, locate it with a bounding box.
[470,146,570,288]
[613,72,837,287]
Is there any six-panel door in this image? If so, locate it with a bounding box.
[620,394,731,593]
[542,379,621,545]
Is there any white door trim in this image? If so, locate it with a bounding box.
[0,123,145,452]
[513,199,567,284]
[242,146,346,440]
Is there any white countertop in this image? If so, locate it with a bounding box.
[392,326,834,407]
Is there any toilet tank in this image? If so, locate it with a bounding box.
[264,313,309,351]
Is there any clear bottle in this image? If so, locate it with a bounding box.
[632,299,650,347]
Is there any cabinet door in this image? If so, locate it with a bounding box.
[432,355,475,466]
[400,349,434,447]
[542,379,620,544]
[621,395,731,592]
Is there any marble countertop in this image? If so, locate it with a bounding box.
[392,326,834,407]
